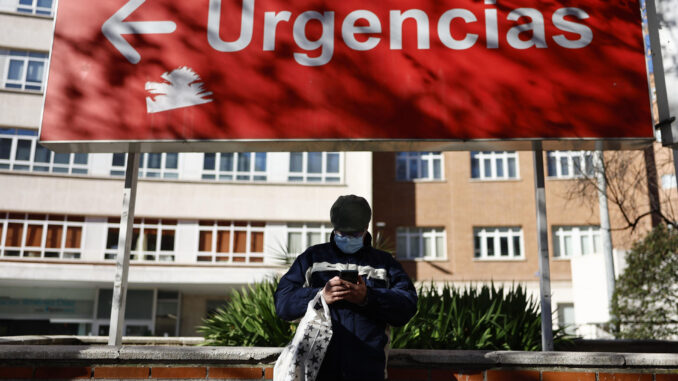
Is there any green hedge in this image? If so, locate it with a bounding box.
[198,279,573,350]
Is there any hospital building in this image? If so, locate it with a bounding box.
[1,0,674,339]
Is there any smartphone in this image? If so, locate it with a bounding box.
[339,270,359,284]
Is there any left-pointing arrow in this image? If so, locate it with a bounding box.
[102,0,177,64]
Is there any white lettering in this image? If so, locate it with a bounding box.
[389,10,430,50]
[507,8,547,49]
[207,0,254,52]
[438,9,478,50]
[203,2,594,66]
[263,11,291,51]
[342,10,381,51]
[552,8,593,49]
[293,11,335,67]
[485,8,498,49]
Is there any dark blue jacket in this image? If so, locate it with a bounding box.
[274,233,418,381]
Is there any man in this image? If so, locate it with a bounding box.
[275,195,418,381]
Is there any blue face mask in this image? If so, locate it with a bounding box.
[334,233,364,254]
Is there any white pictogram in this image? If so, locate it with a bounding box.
[102,0,176,65]
[145,67,213,114]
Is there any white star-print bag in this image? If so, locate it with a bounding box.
[274,290,333,381]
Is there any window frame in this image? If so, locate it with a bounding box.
[110,153,180,179]
[0,212,85,260]
[288,152,342,183]
[0,128,89,174]
[196,220,266,264]
[396,227,446,260]
[546,151,595,179]
[104,218,177,262]
[2,50,49,91]
[470,151,519,180]
[201,152,267,182]
[473,227,524,260]
[395,152,444,181]
[0,0,55,16]
[552,225,602,259]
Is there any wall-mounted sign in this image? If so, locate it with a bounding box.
[40,0,653,152]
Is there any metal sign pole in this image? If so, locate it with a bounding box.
[533,141,554,351]
[645,0,678,174]
[594,150,616,306]
[108,152,140,346]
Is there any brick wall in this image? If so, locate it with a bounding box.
[1,365,678,380]
[0,346,676,381]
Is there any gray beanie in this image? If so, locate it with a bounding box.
[330,195,371,233]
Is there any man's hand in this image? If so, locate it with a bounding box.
[322,276,367,305]
[342,275,367,305]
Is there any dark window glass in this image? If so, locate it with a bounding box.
[290,153,303,172]
[54,153,69,164]
[326,153,339,173]
[513,236,521,256]
[112,153,126,167]
[486,236,494,256]
[203,153,215,170]
[547,153,557,176]
[33,145,51,163]
[500,237,509,256]
[237,152,250,172]
[165,153,178,169]
[255,153,266,172]
[308,152,322,173]
[147,153,162,169]
[220,153,233,171]
[1,138,13,160]
[73,153,88,165]
[15,140,31,161]
[161,231,175,251]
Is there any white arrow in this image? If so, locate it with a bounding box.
[102,0,177,64]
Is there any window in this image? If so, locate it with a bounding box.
[470,151,518,180]
[289,152,341,183]
[0,128,88,174]
[662,174,677,189]
[396,152,443,181]
[105,218,177,262]
[110,153,179,179]
[557,303,576,335]
[396,227,446,260]
[547,151,594,179]
[286,223,332,254]
[0,212,84,259]
[0,0,54,16]
[2,50,48,91]
[197,220,265,263]
[553,226,602,258]
[202,152,266,181]
[473,227,523,259]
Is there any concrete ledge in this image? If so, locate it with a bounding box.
[119,346,281,363]
[486,351,627,367]
[0,335,204,346]
[0,345,677,370]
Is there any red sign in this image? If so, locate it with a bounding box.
[41,0,653,152]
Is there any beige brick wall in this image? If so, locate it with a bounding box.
[373,147,671,284]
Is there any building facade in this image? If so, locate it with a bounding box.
[373,148,677,337]
[1,0,675,339]
[0,1,373,336]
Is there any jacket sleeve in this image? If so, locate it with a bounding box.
[274,253,322,321]
[362,256,418,327]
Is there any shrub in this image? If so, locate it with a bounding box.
[197,278,296,347]
[611,224,678,339]
[391,283,572,350]
[199,279,573,349]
